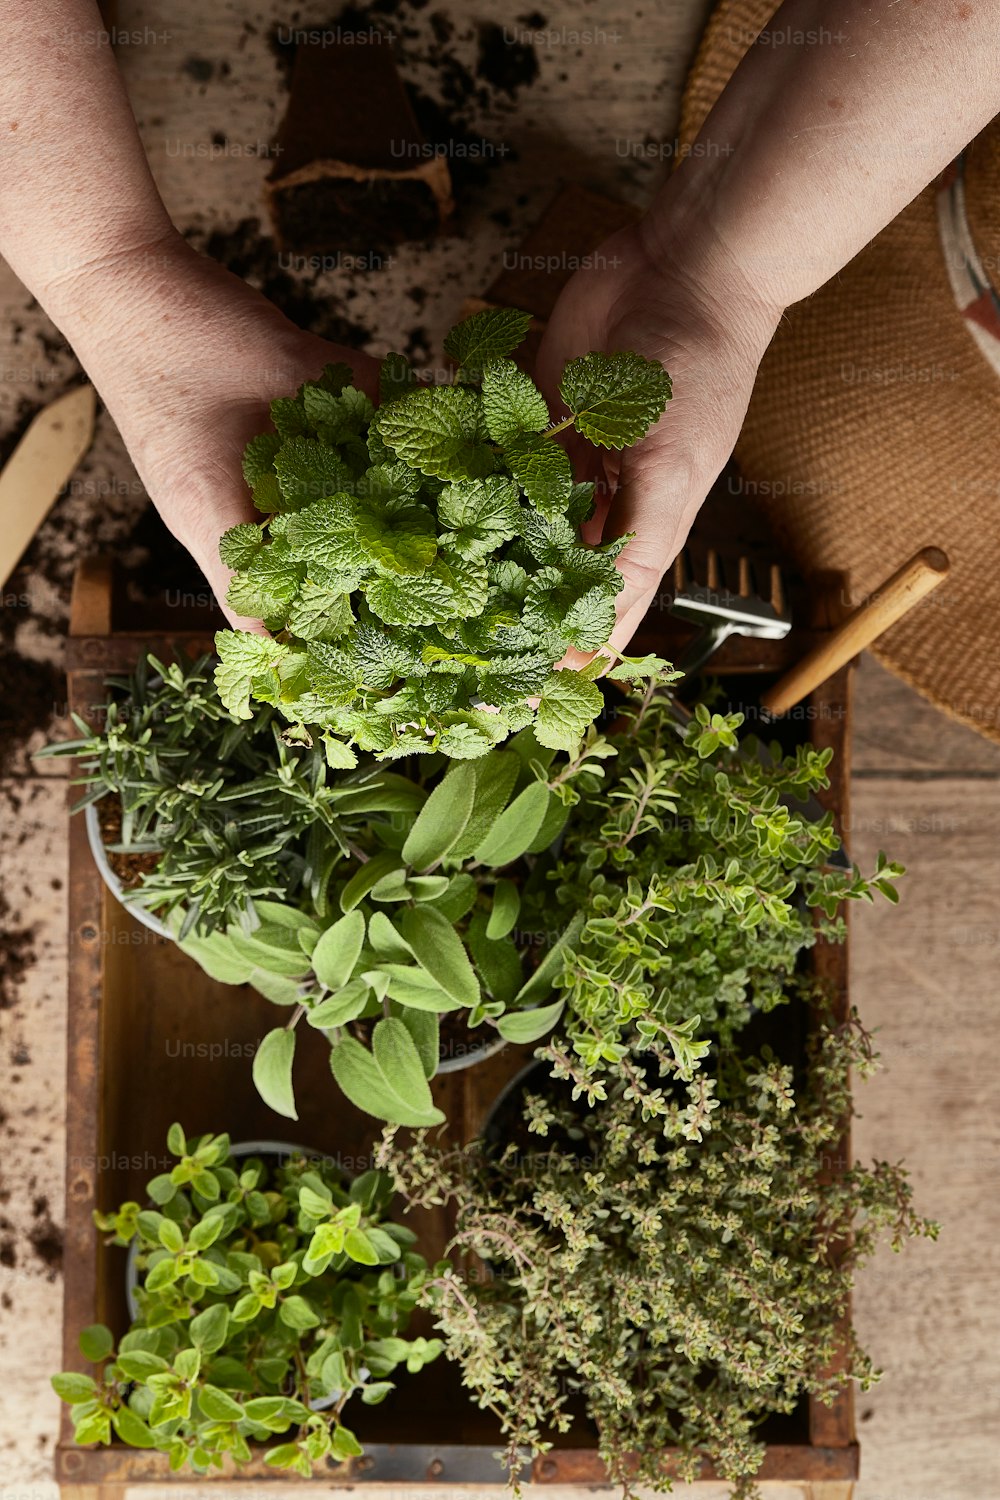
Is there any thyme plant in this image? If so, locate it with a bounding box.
[383,1009,937,1497]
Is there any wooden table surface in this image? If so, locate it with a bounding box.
[0,3,998,1498]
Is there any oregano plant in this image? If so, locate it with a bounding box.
[54,1127,442,1476]
[214,306,672,762]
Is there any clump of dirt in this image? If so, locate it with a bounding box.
[28,1195,63,1278]
[476,21,539,95]
[0,889,37,1014]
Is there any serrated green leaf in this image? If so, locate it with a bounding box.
[444,307,533,373]
[535,669,603,750]
[227,539,306,619]
[505,432,574,516]
[375,385,494,482]
[353,495,438,576]
[243,432,282,486]
[286,495,369,573]
[219,523,264,571]
[252,1028,298,1120]
[559,351,672,448]
[367,551,487,626]
[274,437,356,510]
[481,358,550,444]
[379,351,417,404]
[214,631,288,720]
[286,580,354,642]
[437,475,522,559]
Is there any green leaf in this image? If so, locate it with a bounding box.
[116,1351,170,1380]
[506,432,574,516]
[226,538,305,619]
[190,1304,230,1353]
[372,1017,441,1119]
[214,631,288,719]
[249,968,304,1007]
[312,910,366,990]
[243,432,281,486]
[219,523,264,571]
[286,580,354,643]
[437,475,522,560]
[354,495,438,576]
[401,906,480,1007]
[401,761,477,871]
[307,979,371,1029]
[448,751,521,857]
[285,495,368,573]
[52,1372,98,1404]
[487,878,520,939]
[399,1008,439,1078]
[376,964,462,1012]
[379,351,417,404]
[481,359,550,444]
[252,1028,298,1120]
[559,351,672,449]
[561,585,619,651]
[496,996,565,1043]
[340,851,406,912]
[467,912,523,1007]
[274,436,355,509]
[111,1406,157,1448]
[344,1227,380,1265]
[176,927,255,986]
[367,551,488,627]
[444,307,533,373]
[228,921,312,977]
[158,1218,184,1252]
[329,1034,444,1128]
[79,1324,115,1363]
[375,385,494,482]
[198,1384,246,1422]
[279,1295,321,1330]
[535,669,603,750]
[473,780,552,867]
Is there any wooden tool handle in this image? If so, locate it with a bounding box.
[760,547,950,716]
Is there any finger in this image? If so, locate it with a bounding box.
[159,474,268,635]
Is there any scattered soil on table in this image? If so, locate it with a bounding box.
[0,889,37,1015]
[28,1195,63,1278]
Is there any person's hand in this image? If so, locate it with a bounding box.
[534,219,784,654]
[43,228,380,627]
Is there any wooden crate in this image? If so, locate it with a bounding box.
[57,558,858,1500]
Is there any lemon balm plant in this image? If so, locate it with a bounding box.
[53,1125,442,1477]
[213,307,672,762]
